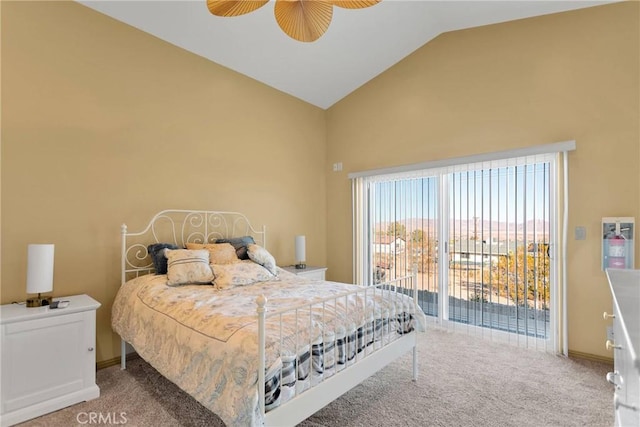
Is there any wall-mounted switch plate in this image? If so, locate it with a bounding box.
[575,226,586,240]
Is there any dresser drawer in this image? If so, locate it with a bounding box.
[606,269,640,427]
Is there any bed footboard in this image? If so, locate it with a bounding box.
[257,268,421,426]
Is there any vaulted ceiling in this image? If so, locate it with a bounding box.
[78,1,615,109]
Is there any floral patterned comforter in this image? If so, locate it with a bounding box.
[112,268,426,426]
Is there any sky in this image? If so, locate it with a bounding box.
[372,162,551,229]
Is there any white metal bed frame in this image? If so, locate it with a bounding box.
[119,209,420,426]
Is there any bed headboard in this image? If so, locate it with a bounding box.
[121,210,266,283]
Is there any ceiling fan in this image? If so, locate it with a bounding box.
[207,0,381,42]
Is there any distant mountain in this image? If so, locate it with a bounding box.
[374,218,550,242]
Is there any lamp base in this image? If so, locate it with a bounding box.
[26,295,52,307]
[295,263,306,270]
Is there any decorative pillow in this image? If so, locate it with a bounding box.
[211,260,275,290]
[215,236,256,260]
[165,249,214,286]
[185,242,239,264]
[147,243,179,274]
[247,244,278,276]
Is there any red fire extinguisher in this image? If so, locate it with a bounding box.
[608,235,626,269]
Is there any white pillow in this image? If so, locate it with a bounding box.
[211,260,275,290]
[247,244,278,276]
[165,249,214,286]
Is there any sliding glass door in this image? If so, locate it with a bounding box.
[353,154,558,350]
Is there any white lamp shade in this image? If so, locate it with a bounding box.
[26,244,54,294]
[295,235,306,263]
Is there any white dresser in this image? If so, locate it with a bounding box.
[0,294,101,427]
[605,269,640,427]
[281,266,327,281]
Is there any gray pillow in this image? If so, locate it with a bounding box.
[148,243,179,274]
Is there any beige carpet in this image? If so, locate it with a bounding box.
[20,328,613,427]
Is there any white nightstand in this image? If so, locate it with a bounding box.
[281,266,327,281]
[0,294,101,427]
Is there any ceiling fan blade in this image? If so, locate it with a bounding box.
[330,0,380,9]
[274,0,333,43]
[207,0,269,17]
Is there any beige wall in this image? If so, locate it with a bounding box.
[1,1,327,364]
[326,2,639,360]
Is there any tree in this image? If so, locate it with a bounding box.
[387,222,406,239]
[411,229,424,244]
[483,244,550,309]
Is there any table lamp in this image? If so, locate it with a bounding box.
[295,235,306,269]
[26,244,54,307]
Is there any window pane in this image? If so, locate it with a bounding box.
[448,163,551,339]
[371,178,439,317]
